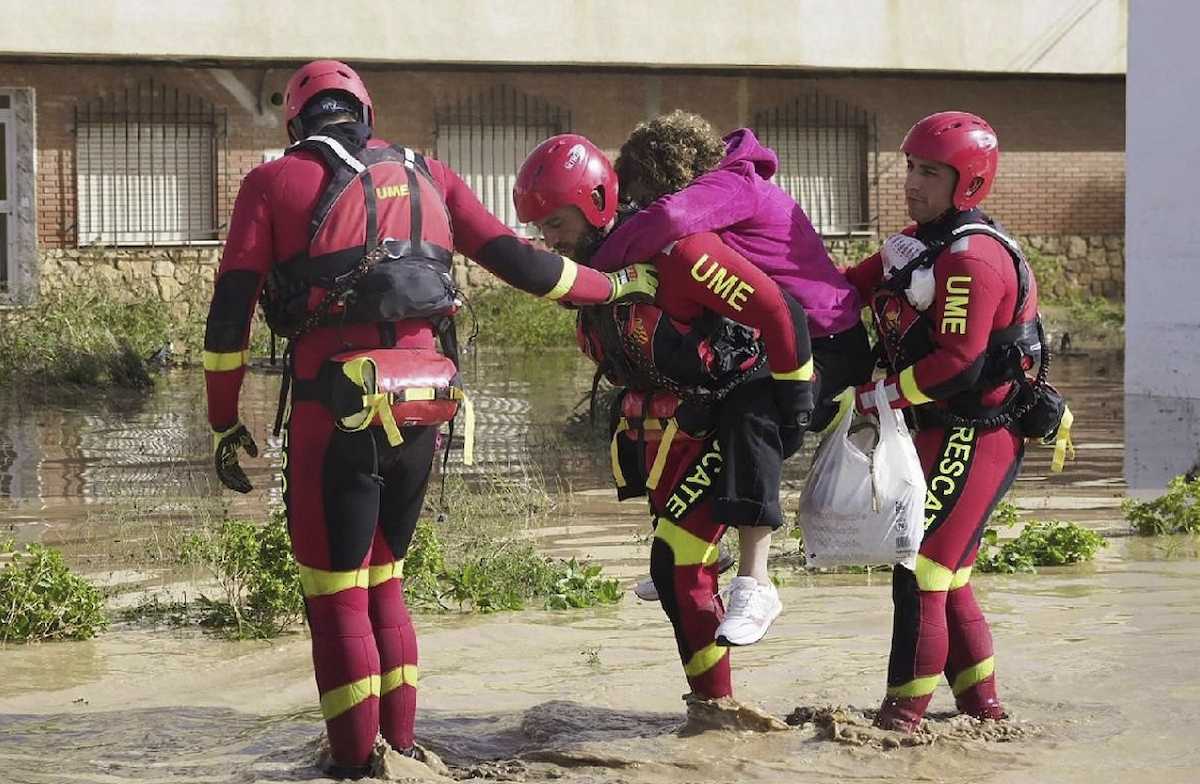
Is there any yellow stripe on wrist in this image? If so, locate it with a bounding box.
[899,365,933,405]
[770,358,814,382]
[203,349,250,372]
[545,257,579,301]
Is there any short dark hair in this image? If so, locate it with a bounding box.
[615,110,726,206]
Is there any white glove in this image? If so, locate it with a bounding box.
[881,234,935,311]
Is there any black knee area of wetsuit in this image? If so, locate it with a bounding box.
[322,428,385,570]
[888,564,922,686]
[650,536,681,613]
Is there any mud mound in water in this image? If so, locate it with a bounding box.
[784,705,1039,749]
[312,734,455,782]
[679,694,791,736]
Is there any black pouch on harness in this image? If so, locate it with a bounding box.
[261,265,312,338]
[1014,381,1067,443]
[344,253,457,323]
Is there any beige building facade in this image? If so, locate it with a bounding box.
[0,1,1127,310]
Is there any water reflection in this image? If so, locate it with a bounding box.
[0,350,1125,528]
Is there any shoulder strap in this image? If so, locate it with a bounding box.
[886,223,1030,323]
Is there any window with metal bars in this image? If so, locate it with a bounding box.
[752,93,877,236]
[433,86,570,235]
[74,81,227,246]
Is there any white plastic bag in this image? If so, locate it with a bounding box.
[798,381,926,569]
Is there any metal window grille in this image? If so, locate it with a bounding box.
[1,91,13,292]
[74,80,228,246]
[434,86,570,234]
[752,92,877,236]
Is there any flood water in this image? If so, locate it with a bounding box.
[3,349,1198,783]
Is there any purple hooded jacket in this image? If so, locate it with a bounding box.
[591,129,861,338]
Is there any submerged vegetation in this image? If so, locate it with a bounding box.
[1123,475,1200,536]
[110,471,621,637]
[0,540,108,642]
[976,501,1107,574]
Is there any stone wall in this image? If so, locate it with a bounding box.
[27,232,1125,323]
[37,247,220,325]
[825,234,1125,301]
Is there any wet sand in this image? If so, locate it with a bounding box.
[1,533,1198,783]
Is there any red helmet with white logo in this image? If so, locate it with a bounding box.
[901,111,999,210]
[283,60,374,141]
[514,134,618,228]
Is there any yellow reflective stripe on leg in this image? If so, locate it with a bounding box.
[645,418,679,490]
[886,673,940,699]
[368,559,404,587]
[1051,405,1075,473]
[610,419,630,488]
[770,358,814,382]
[202,349,250,372]
[299,565,369,597]
[950,565,973,590]
[460,391,475,466]
[653,517,719,567]
[951,656,995,696]
[899,365,934,405]
[380,664,419,696]
[545,257,579,300]
[683,641,728,678]
[320,674,380,720]
[914,554,954,592]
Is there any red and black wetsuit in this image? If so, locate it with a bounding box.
[203,123,616,768]
[601,232,812,698]
[846,209,1038,727]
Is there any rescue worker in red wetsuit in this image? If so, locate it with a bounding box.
[515,135,814,702]
[203,61,658,777]
[845,111,1070,732]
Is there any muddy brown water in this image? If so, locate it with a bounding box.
[3,349,1199,783]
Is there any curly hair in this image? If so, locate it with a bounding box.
[615,110,726,207]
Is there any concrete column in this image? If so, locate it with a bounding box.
[1124,5,1200,489]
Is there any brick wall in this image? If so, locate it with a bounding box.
[0,60,1125,306]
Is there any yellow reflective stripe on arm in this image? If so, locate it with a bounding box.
[320,674,380,720]
[770,358,814,382]
[368,559,404,587]
[545,257,579,300]
[644,418,679,490]
[914,554,954,592]
[203,349,250,372]
[654,518,719,566]
[298,564,369,597]
[886,673,940,699]
[380,664,419,696]
[899,366,934,405]
[950,565,973,590]
[951,656,995,696]
[683,641,728,677]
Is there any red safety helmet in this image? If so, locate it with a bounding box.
[283,60,374,141]
[901,111,999,210]
[514,134,618,228]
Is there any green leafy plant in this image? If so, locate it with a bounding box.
[468,286,576,349]
[0,541,108,642]
[178,512,304,638]
[976,505,1107,574]
[1123,475,1200,536]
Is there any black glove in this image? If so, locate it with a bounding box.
[772,377,814,430]
[213,422,258,493]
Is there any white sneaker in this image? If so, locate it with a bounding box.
[715,577,782,646]
[633,576,660,602]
